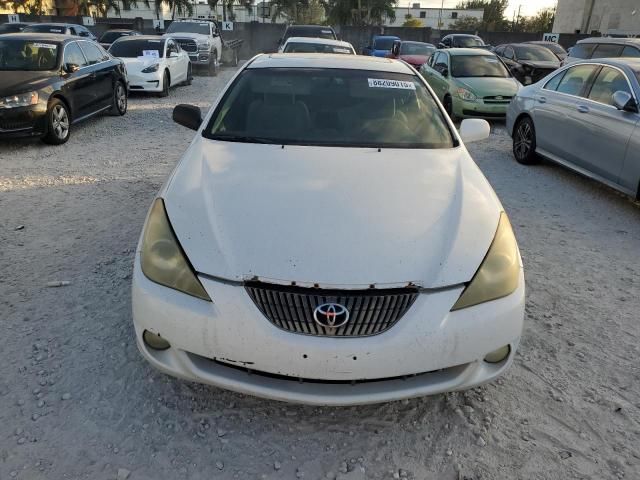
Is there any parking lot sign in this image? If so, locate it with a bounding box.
[542,33,560,43]
[8,14,20,23]
[82,16,95,26]
[222,21,234,31]
[153,19,165,30]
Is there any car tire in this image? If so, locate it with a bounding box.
[208,53,218,76]
[184,64,193,86]
[513,116,540,165]
[42,99,70,145]
[109,81,127,116]
[443,95,457,122]
[158,71,170,97]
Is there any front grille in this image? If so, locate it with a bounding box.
[175,38,198,53]
[462,109,505,117]
[483,95,512,104]
[245,282,418,337]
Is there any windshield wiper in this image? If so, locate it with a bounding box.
[210,134,279,144]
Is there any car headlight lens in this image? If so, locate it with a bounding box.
[140,199,211,301]
[141,63,160,73]
[0,91,38,109]
[451,212,519,310]
[198,41,211,51]
[456,87,477,101]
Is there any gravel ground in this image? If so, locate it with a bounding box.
[1,68,639,480]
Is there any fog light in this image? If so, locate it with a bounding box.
[484,345,510,363]
[143,330,170,351]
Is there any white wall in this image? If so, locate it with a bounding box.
[385,8,484,28]
[553,0,640,35]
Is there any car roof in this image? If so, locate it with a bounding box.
[374,35,400,39]
[446,48,494,56]
[115,35,165,41]
[248,53,415,74]
[103,29,137,32]
[401,41,435,46]
[284,37,353,48]
[286,25,334,30]
[577,37,640,45]
[0,32,73,42]
[27,22,82,27]
[445,34,481,38]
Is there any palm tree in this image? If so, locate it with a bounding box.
[322,0,396,26]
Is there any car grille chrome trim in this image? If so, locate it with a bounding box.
[174,38,198,53]
[245,282,418,337]
[483,96,512,104]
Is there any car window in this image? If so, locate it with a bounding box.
[591,44,624,59]
[541,43,566,55]
[373,38,396,50]
[494,46,504,56]
[569,43,596,59]
[587,66,632,106]
[63,42,88,67]
[429,52,440,66]
[556,64,598,96]
[454,36,484,48]
[78,41,104,65]
[204,68,455,149]
[450,55,510,78]
[166,22,211,35]
[24,24,67,34]
[400,42,434,56]
[434,53,448,71]
[0,39,60,71]
[503,47,515,60]
[543,70,566,91]
[284,42,353,54]
[513,45,558,62]
[622,46,640,58]
[109,39,165,58]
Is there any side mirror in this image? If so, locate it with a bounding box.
[612,90,637,112]
[438,42,445,49]
[459,119,490,143]
[169,51,179,58]
[64,63,80,73]
[442,67,448,77]
[173,104,202,131]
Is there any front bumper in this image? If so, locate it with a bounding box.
[0,104,47,138]
[188,52,213,66]
[453,98,510,119]
[132,259,525,405]
[127,71,163,92]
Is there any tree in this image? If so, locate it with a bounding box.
[402,16,422,27]
[0,0,46,14]
[456,0,509,31]
[450,15,481,31]
[520,8,554,33]
[322,0,397,26]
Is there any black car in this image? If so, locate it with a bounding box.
[438,34,485,49]
[277,25,337,49]
[22,23,97,41]
[0,33,128,144]
[0,22,32,34]
[494,43,561,84]
[525,40,568,61]
[99,29,142,50]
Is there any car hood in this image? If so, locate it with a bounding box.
[455,77,520,97]
[161,140,502,289]
[0,71,57,96]
[519,60,560,69]
[120,56,162,72]
[400,54,430,66]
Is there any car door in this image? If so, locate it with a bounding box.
[177,43,189,80]
[165,39,182,83]
[78,40,112,110]
[60,41,93,118]
[531,64,600,161]
[425,52,450,100]
[567,65,639,183]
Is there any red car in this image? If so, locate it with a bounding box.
[388,40,436,69]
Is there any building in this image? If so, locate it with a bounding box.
[553,0,640,35]
[385,4,484,29]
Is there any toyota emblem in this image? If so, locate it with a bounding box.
[313,303,350,329]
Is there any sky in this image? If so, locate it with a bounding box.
[401,0,559,19]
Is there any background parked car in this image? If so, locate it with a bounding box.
[563,37,640,65]
[0,22,31,34]
[0,33,127,145]
[507,58,640,199]
[362,35,400,57]
[525,40,568,61]
[164,19,222,76]
[109,36,191,97]
[494,43,560,85]
[438,34,485,49]
[277,24,337,51]
[281,37,355,54]
[22,23,97,41]
[421,48,520,120]
[388,40,435,69]
[99,29,141,50]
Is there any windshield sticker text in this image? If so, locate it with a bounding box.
[32,43,57,49]
[368,78,416,90]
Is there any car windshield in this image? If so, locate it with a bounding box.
[205,68,455,149]
[0,23,25,33]
[286,28,335,40]
[0,39,59,71]
[166,22,210,35]
[451,55,509,78]
[283,42,352,54]
[374,38,396,50]
[513,45,558,62]
[400,42,435,55]
[109,39,165,58]
[100,31,133,43]
[24,24,68,34]
[539,43,565,54]
[455,36,484,47]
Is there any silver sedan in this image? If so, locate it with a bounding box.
[506,58,640,199]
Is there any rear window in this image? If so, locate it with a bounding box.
[24,24,68,34]
[622,46,640,58]
[0,39,59,71]
[109,39,165,58]
[100,31,133,43]
[541,43,566,55]
[591,43,624,59]
[400,42,435,56]
[373,38,396,50]
[569,43,596,59]
[285,27,336,41]
[283,42,352,54]
[204,68,454,149]
[453,36,484,48]
[513,45,558,62]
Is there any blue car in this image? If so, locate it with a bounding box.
[362,35,400,57]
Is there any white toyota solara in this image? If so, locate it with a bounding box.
[132,54,525,406]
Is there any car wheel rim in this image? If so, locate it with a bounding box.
[52,105,69,139]
[515,122,532,159]
[116,85,126,112]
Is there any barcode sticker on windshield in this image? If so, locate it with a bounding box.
[333,47,351,53]
[368,78,416,90]
[32,43,56,49]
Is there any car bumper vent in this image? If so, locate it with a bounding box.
[245,282,418,337]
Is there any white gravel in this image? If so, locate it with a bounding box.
[1,67,639,480]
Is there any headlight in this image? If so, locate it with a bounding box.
[140,199,211,301]
[0,91,38,109]
[198,41,211,51]
[451,212,520,310]
[456,87,477,101]
[141,63,160,73]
